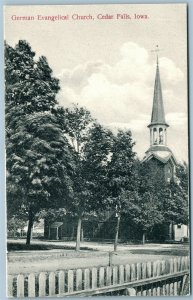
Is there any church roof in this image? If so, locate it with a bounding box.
[145,145,172,153]
[142,150,177,165]
[148,59,169,127]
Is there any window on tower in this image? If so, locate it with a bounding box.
[159,128,163,144]
[153,128,157,144]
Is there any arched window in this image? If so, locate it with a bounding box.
[159,128,163,144]
[153,128,157,144]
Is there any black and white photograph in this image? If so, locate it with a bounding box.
[4,3,190,297]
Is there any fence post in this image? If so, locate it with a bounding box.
[58,270,65,295]
[49,272,56,296]
[161,260,166,275]
[76,269,82,291]
[177,257,181,272]
[181,274,189,296]
[161,260,166,295]
[131,264,136,281]
[184,256,189,270]
[125,287,136,296]
[125,264,130,282]
[157,260,161,295]
[153,261,158,277]
[141,262,147,296]
[169,282,174,296]
[106,266,112,286]
[147,261,152,278]
[146,261,152,296]
[17,274,24,298]
[84,269,90,290]
[169,258,174,274]
[152,261,158,295]
[68,270,74,293]
[165,282,170,296]
[99,267,105,287]
[119,265,124,284]
[39,272,46,297]
[7,275,13,298]
[28,273,35,297]
[137,263,142,280]
[142,262,146,279]
[91,268,97,289]
[113,266,118,285]
[172,257,178,295]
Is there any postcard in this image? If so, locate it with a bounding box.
[4,3,190,297]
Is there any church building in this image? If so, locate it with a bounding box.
[142,55,188,242]
[142,56,177,182]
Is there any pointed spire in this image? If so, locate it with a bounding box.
[149,58,168,126]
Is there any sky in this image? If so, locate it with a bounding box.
[4,4,188,162]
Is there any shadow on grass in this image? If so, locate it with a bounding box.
[7,242,96,252]
[130,249,189,256]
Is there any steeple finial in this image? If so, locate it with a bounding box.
[151,45,160,66]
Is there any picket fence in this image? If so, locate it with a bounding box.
[8,256,189,297]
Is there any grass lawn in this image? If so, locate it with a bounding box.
[7,239,190,275]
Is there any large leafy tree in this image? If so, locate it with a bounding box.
[107,130,138,251]
[60,105,113,250]
[136,161,189,243]
[132,191,164,244]
[162,163,189,226]
[83,123,114,211]
[5,40,74,245]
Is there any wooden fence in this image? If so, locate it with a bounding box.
[8,256,190,297]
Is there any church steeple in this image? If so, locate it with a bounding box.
[149,58,168,126]
[142,50,177,183]
[148,57,169,147]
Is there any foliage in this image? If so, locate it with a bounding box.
[60,105,113,216]
[82,123,114,211]
[5,40,74,244]
[7,215,27,236]
[107,130,138,250]
[162,163,189,225]
[58,105,114,249]
[132,191,164,233]
[107,130,137,211]
[136,161,189,237]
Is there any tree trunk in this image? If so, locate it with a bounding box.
[13,216,16,239]
[76,216,82,251]
[142,232,146,244]
[114,214,121,251]
[26,211,34,245]
[81,228,84,241]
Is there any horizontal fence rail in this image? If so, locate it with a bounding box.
[7,256,190,297]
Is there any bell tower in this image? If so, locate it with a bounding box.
[148,57,169,147]
[143,52,177,182]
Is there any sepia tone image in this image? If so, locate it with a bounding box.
[5,3,190,297]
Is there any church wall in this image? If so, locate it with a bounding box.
[144,158,165,180]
